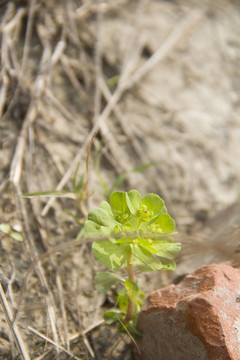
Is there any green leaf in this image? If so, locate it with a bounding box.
[83,218,114,238]
[124,280,139,302]
[131,244,164,272]
[101,201,115,218]
[74,174,85,193]
[20,190,74,198]
[0,224,23,242]
[141,193,166,219]
[72,163,85,192]
[99,226,113,235]
[135,238,158,254]
[133,161,160,173]
[73,162,80,189]
[110,192,128,214]
[88,208,117,227]
[104,310,124,324]
[119,322,142,338]
[117,287,129,314]
[77,226,85,239]
[158,257,176,271]
[107,75,119,87]
[115,238,133,244]
[10,232,23,241]
[0,224,11,234]
[135,299,144,314]
[92,240,131,270]
[151,213,175,233]
[126,190,141,214]
[130,256,153,272]
[82,220,101,237]
[94,272,125,292]
[149,240,181,259]
[136,281,145,299]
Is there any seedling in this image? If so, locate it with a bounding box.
[80,189,181,335]
[0,223,23,242]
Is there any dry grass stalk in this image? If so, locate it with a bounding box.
[0,283,31,360]
[28,326,81,360]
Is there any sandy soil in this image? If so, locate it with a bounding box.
[0,0,240,359]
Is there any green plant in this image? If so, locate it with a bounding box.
[80,189,181,335]
[0,223,23,242]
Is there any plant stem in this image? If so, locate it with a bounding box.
[125,252,135,323]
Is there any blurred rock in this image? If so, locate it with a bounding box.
[135,263,240,360]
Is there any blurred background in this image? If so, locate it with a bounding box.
[0,0,240,359]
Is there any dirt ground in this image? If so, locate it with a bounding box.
[0,0,240,359]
